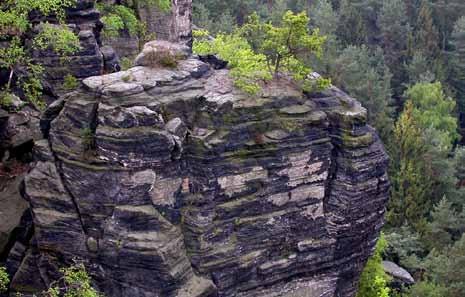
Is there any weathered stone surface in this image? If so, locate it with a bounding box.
[0,176,28,255]
[134,40,190,67]
[383,261,415,286]
[102,0,193,59]
[31,0,104,96]
[9,44,389,297]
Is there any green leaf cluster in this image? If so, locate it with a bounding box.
[0,266,8,293]
[63,74,79,90]
[356,234,391,297]
[0,0,80,109]
[0,263,102,297]
[97,4,141,38]
[53,263,101,297]
[34,23,81,56]
[407,82,459,149]
[194,29,271,94]
[193,11,330,94]
[0,0,76,35]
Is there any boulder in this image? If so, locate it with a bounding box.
[383,261,415,285]
[134,40,190,67]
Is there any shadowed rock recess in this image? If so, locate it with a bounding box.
[14,52,389,296]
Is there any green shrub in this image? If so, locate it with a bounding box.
[81,127,95,151]
[0,91,14,108]
[63,74,79,90]
[97,4,141,38]
[33,23,81,57]
[357,234,391,297]
[193,11,330,94]
[0,0,79,110]
[194,29,271,94]
[46,263,101,297]
[120,57,134,71]
[0,266,9,293]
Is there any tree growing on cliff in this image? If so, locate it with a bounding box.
[0,263,101,297]
[193,11,330,94]
[0,0,80,109]
[96,0,171,45]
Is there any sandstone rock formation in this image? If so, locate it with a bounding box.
[31,0,105,96]
[4,43,390,296]
[103,0,193,59]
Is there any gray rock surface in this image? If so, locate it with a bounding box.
[0,176,28,255]
[383,261,415,285]
[7,43,390,297]
[31,0,104,96]
[102,0,193,59]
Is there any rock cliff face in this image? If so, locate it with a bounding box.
[103,0,193,59]
[8,49,389,296]
[31,0,105,97]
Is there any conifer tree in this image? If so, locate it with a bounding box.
[336,0,367,46]
[309,0,339,76]
[430,0,465,50]
[388,101,432,231]
[414,0,441,59]
[377,0,411,96]
[424,197,465,251]
[449,16,465,135]
[333,45,393,141]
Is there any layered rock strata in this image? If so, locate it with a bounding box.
[10,51,389,296]
[102,0,193,59]
[30,0,105,96]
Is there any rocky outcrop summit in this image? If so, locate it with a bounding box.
[4,42,390,297]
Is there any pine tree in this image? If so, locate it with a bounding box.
[309,0,340,76]
[455,147,465,188]
[406,52,436,84]
[388,101,432,230]
[336,0,367,46]
[310,0,338,36]
[429,0,465,50]
[377,0,411,96]
[423,234,465,297]
[407,82,459,148]
[424,197,465,251]
[414,0,441,59]
[332,45,393,141]
[449,16,465,137]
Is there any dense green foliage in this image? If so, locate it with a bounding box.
[194,29,271,94]
[34,23,81,56]
[0,266,8,293]
[97,3,141,38]
[193,11,330,94]
[194,1,465,296]
[357,234,390,297]
[63,74,79,90]
[47,263,101,297]
[0,263,101,297]
[0,0,80,109]
[96,0,171,43]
